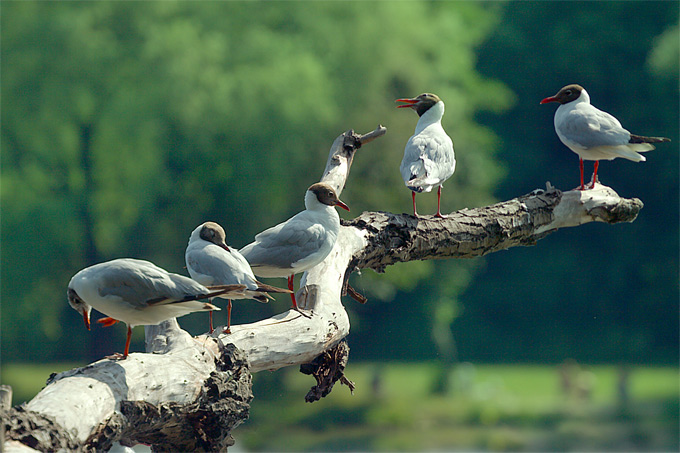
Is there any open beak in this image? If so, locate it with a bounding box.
[335,200,350,212]
[396,98,419,109]
[540,96,557,104]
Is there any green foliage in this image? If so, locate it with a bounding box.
[461,0,679,365]
[1,1,677,366]
[1,2,507,362]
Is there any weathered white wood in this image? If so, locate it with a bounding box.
[534,182,640,234]
[209,128,377,371]
[24,321,219,444]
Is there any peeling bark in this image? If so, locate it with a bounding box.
[346,182,642,273]
[300,340,355,403]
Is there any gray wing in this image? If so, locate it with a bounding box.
[186,246,257,289]
[561,106,631,148]
[97,259,210,307]
[241,215,328,270]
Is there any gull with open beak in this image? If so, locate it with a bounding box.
[240,182,349,313]
[396,93,456,218]
[541,84,670,190]
[185,221,291,334]
[67,258,247,359]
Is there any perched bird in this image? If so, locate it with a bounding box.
[185,221,292,334]
[240,182,349,312]
[67,258,246,359]
[396,93,456,218]
[541,84,670,190]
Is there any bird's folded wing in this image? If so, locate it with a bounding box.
[244,220,328,270]
[186,248,247,287]
[562,108,630,148]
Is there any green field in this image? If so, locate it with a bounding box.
[242,363,679,451]
[3,362,678,451]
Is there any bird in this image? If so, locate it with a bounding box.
[67,258,247,359]
[396,93,456,218]
[540,84,670,190]
[185,221,292,334]
[239,182,349,312]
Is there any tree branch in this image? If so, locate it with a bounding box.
[3,127,643,451]
[347,182,642,273]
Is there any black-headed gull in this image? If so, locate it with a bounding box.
[185,221,292,333]
[239,182,349,312]
[396,93,455,218]
[67,258,246,359]
[541,84,670,190]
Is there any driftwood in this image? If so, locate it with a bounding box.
[2,126,643,451]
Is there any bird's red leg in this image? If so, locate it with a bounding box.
[223,300,232,334]
[590,161,600,189]
[288,275,298,309]
[104,323,131,360]
[579,158,585,190]
[412,191,419,217]
[123,325,132,359]
[208,310,214,334]
[434,186,445,218]
[287,275,311,318]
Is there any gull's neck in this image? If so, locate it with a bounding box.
[415,101,445,133]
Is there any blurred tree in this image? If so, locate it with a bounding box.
[462,0,679,363]
[1,2,509,362]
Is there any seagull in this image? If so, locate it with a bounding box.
[67,258,247,359]
[239,182,349,312]
[541,84,670,190]
[185,221,292,334]
[396,93,455,218]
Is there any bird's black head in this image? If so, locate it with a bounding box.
[540,84,584,105]
[199,221,230,251]
[307,182,350,211]
[396,93,443,116]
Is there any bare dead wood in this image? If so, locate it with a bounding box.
[346,182,642,273]
[300,340,354,403]
[3,126,644,452]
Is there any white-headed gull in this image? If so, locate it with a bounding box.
[396,93,455,218]
[67,258,246,359]
[541,84,670,190]
[239,182,349,312]
[185,221,291,333]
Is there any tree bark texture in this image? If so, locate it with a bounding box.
[2,127,643,451]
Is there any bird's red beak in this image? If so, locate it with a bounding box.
[335,200,350,211]
[219,243,231,252]
[540,96,557,104]
[83,311,91,331]
[396,98,419,108]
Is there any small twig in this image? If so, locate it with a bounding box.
[358,125,387,145]
[345,283,367,304]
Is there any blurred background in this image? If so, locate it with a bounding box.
[2,1,678,451]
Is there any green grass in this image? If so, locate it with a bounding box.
[1,362,86,405]
[244,363,679,451]
[3,361,678,451]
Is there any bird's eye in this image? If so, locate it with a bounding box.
[565,90,572,96]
